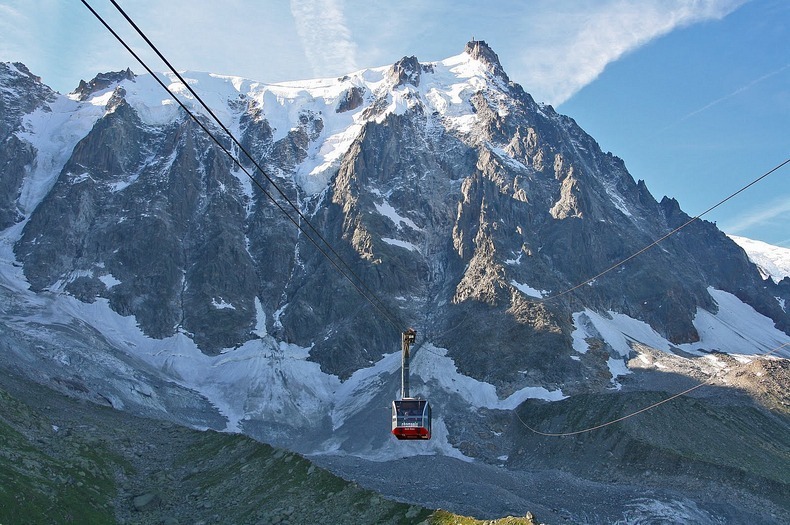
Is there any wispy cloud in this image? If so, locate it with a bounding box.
[720,197,790,235]
[0,2,32,63]
[289,0,358,77]
[520,0,748,105]
[660,63,790,131]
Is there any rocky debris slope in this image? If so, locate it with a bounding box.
[506,351,790,523]
[312,348,790,524]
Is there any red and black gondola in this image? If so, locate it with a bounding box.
[391,328,432,440]
[391,397,431,440]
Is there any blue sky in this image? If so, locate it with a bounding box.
[1,0,788,246]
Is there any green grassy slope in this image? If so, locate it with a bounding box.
[0,377,542,525]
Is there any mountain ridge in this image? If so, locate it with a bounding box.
[1,40,789,522]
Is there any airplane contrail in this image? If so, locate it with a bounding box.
[658,63,790,134]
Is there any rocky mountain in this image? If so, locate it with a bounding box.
[1,41,789,523]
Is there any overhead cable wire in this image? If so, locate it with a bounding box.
[80,0,404,333]
[104,0,399,330]
[542,157,790,302]
[514,341,789,437]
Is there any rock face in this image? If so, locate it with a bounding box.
[0,62,56,229]
[2,41,788,384]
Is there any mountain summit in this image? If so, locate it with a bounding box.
[1,42,788,522]
[465,39,509,80]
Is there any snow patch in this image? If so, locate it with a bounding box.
[607,357,631,389]
[254,297,267,337]
[273,303,287,330]
[211,298,235,310]
[98,274,121,289]
[677,288,790,356]
[510,280,546,299]
[572,309,670,357]
[374,198,422,231]
[603,181,632,217]
[505,252,523,265]
[490,146,529,172]
[382,237,420,252]
[571,288,790,377]
[412,344,566,409]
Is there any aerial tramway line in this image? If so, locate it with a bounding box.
[80,0,788,441]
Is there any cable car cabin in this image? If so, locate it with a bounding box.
[391,398,431,440]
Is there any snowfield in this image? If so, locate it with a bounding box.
[728,234,790,283]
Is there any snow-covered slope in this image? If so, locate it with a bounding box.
[728,234,790,283]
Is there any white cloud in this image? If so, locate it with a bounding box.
[289,0,358,78]
[517,0,748,105]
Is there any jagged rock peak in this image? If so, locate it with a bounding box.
[464,39,509,81]
[0,61,42,84]
[0,62,54,102]
[72,68,135,101]
[659,195,683,215]
[387,56,422,88]
[0,62,56,138]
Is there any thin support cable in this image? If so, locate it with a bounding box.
[107,0,403,332]
[544,157,790,301]
[515,341,789,437]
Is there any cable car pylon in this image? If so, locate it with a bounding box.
[391,329,432,440]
